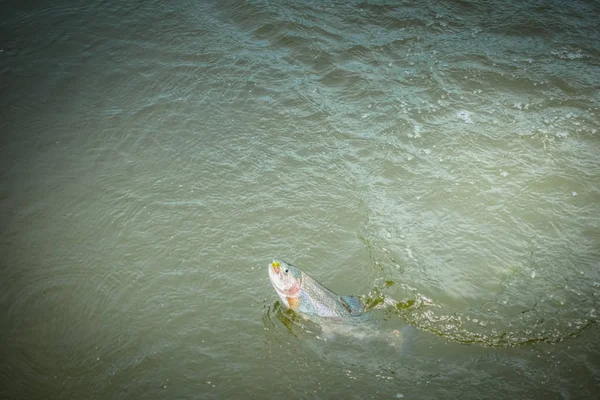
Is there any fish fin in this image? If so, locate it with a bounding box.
[287,297,300,310]
[340,295,363,315]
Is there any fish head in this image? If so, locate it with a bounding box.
[268,260,302,309]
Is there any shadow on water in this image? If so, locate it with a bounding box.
[261,299,419,381]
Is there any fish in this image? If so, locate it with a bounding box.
[267,259,414,348]
[267,259,364,318]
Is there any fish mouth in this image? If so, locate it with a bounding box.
[267,260,282,290]
[268,260,301,297]
[270,260,281,275]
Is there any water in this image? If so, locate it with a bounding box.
[1,0,599,398]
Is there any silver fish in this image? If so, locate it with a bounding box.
[267,259,364,318]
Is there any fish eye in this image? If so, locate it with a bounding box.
[285,268,289,274]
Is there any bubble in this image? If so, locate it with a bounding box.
[413,125,422,138]
[456,110,473,123]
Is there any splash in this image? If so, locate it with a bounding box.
[358,233,598,347]
[360,286,595,347]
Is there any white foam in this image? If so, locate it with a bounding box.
[456,110,473,123]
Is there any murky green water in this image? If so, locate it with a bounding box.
[1,0,599,398]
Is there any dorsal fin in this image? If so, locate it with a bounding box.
[340,295,363,315]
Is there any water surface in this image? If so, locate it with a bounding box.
[1,0,599,398]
